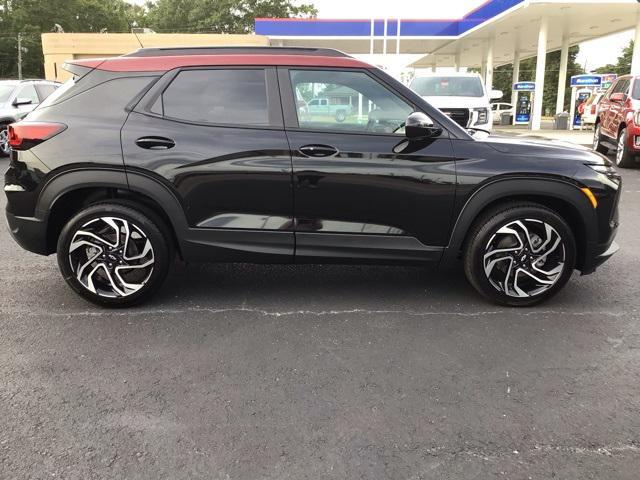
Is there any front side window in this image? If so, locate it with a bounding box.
[162,69,269,126]
[16,84,39,105]
[289,69,413,134]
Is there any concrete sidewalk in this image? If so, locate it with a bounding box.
[493,124,594,147]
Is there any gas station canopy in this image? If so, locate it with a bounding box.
[255,0,640,68]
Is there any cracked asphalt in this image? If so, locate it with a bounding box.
[1,156,640,479]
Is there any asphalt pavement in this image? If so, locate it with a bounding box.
[1,156,639,479]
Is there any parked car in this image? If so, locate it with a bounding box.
[491,102,514,124]
[593,74,640,167]
[581,91,604,126]
[4,47,620,307]
[306,97,353,122]
[0,79,60,156]
[409,72,502,131]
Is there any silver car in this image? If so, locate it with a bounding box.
[0,79,60,156]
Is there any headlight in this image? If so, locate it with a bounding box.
[473,108,488,126]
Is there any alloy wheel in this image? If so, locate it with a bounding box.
[68,216,155,298]
[483,219,566,298]
[592,125,600,150]
[616,131,625,165]
[0,127,9,155]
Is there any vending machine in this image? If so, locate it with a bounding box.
[512,81,535,125]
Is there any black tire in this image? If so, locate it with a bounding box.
[615,127,636,168]
[57,203,172,307]
[335,109,346,122]
[592,123,608,154]
[0,124,10,157]
[464,202,576,307]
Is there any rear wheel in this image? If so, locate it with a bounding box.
[464,203,576,307]
[615,127,636,168]
[57,203,172,307]
[592,123,607,154]
[335,109,346,122]
[0,124,10,157]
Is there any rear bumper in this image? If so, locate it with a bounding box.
[5,209,49,255]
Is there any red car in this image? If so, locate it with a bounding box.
[593,74,640,168]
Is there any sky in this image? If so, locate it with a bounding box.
[127,0,635,71]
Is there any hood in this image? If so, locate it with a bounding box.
[480,134,610,166]
[421,96,487,109]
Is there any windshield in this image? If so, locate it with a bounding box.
[633,79,640,100]
[0,84,16,103]
[411,76,484,97]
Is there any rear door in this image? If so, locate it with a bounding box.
[279,67,457,263]
[122,66,294,263]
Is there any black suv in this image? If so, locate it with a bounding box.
[4,47,621,307]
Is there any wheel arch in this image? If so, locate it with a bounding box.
[441,177,598,272]
[38,169,189,255]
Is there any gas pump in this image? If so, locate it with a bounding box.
[512,81,535,125]
[569,74,602,130]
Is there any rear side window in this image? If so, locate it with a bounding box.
[162,69,269,126]
[36,84,57,101]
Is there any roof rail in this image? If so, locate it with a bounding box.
[124,46,350,58]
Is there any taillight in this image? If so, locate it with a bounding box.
[8,122,67,151]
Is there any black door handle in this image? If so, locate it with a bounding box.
[135,136,175,150]
[299,144,338,157]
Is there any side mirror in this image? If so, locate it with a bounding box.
[610,92,626,103]
[405,112,441,139]
[13,97,33,107]
[489,89,503,100]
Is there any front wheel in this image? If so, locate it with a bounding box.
[592,124,607,154]
[464,203,576,307]
[57,203,172,307]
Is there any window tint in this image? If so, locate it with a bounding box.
[36,84,57,101]
[16,84,39,104]
[289,69,413,134]
[162,69,269,126]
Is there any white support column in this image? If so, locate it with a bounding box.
[631,11,640,75]
[454,52,461,72]
[485,38,494,93]
[556,36,569,114]
[511,49,520,108]
[369,19,374,55]
[383,18,388,56]
[531,16,548,130]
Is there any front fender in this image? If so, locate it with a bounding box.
[440,177,598,269]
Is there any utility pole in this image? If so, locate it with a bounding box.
[17,33,22,80]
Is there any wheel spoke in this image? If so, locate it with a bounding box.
[483,218,566,299]
[68,216,155,298]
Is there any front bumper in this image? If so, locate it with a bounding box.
[5,209,49,255]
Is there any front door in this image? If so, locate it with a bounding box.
[123,66,294,262]
[279,67,457,263]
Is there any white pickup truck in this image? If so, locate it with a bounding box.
[409,72,502,132]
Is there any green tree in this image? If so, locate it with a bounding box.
[0,0,144,78]
[146,0,317,33]
[492,46,584,115]
[593,40,633,75]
